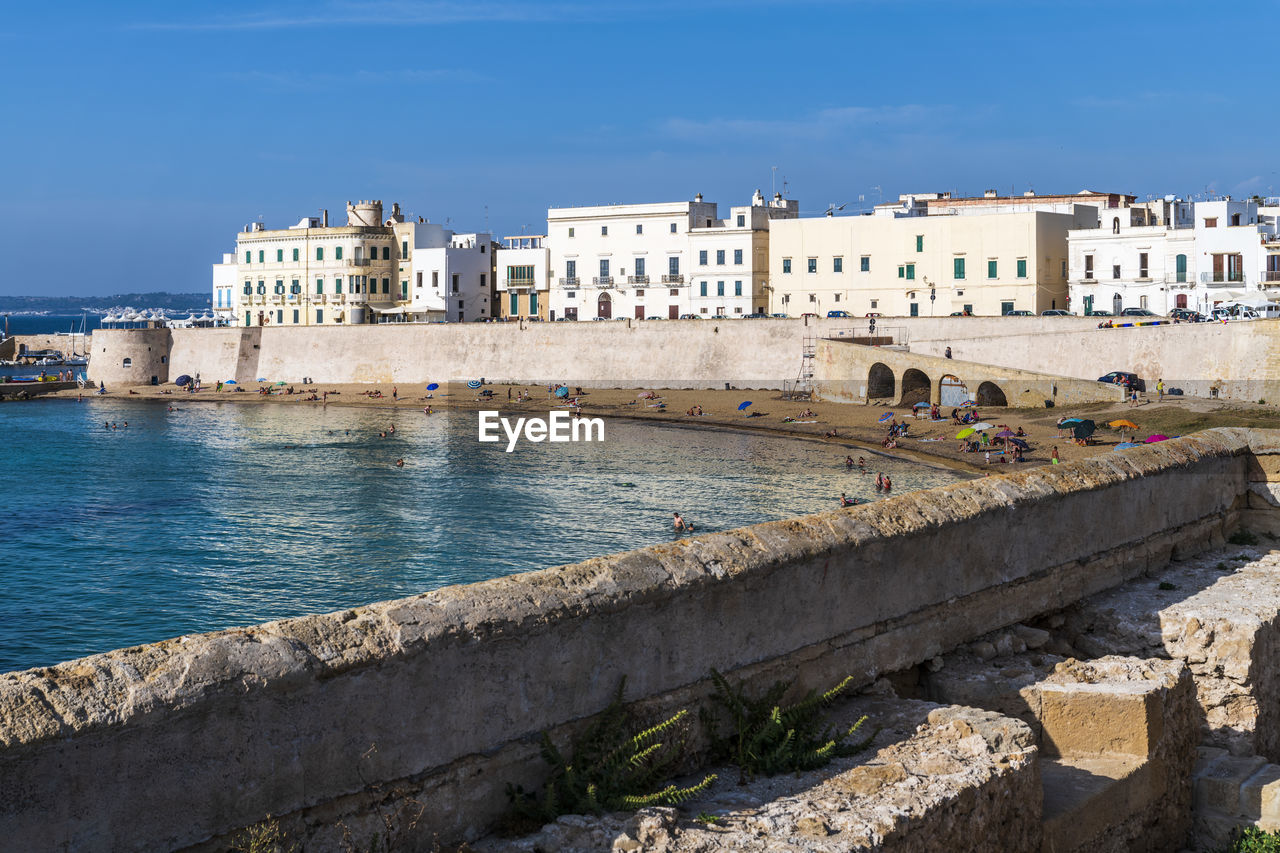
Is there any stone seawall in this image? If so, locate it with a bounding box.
[1,429,1274,850]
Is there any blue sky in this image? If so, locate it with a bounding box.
[1,1,1272,297]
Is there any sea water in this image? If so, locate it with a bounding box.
[0,399,964,672]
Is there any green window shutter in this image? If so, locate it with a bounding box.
[510,292,519,314]
[906,264,915,280]
[245,251,251,264]
[987,260,997,279]
[336,246,343,260]
[954,258,964,279]
[898,266,904,278]
[316,247,323,261]
[529,291,538,314]
[316,278,323,294]
[258,251,264,263]
[1017,259,1028,278]
[293,248,299,262]
[916,235,923,252]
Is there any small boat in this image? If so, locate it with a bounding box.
[64,355,89,366]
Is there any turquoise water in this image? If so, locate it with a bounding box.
[0,400,964,673]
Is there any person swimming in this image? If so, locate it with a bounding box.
[673,512,685,531]
[858,457,866,470]
[882,474,892,491]
[840,492,859,507]
[875,473,885,491]
[395,458,405,468]
[844,456,854,469]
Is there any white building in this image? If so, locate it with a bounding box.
[546,191,797,321]
[495,236,550,320]
[211,253,237,325]
[392,216,496,323]
[1069,197,1280,315]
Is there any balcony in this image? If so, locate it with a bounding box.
[1266,271,1280,283]
[661,274,685,284]
[593,276,614,287]
[503,278,538,289]
[1200,272,1246,285]
[628,275,650,285]
[351,258,371,267]
[559,277,580,287]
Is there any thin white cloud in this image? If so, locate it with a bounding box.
[660,104,946,141]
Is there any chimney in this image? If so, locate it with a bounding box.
[1023,190,1036,197]
[322,209,328,227]
[694,193,703,203]
[984,189,997,198]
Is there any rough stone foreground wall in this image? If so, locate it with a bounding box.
[0,429,1273,851]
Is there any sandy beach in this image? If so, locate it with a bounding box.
[51,379,1280,474]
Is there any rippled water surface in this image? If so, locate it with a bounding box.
[0,400,965,672]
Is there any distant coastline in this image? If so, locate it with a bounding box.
[0,292,208,315]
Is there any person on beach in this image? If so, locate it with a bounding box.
[845,456,855,469]
[840,493,858,507]
[1051,446,1060,465]
[858,457,866,470]
[673,512,687,531]
[1157,378,1164,401]
[875,473,884,491]
[393,386,398,401]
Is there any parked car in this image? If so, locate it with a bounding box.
[1098,371,1146,392]
[864,312,882,318]
[1006,310,1034,316]
[742,312,769,319]
[644,316,664,320]
[1169,308,1205,322]
[1041,309,1071,316]
[826,310,851,318]
[1086,310,1113,316]
[1119,307,1158,317]
[949,311,973,316]
[678,313,701,320]
[801,312,819,319]
[770,313,789,318]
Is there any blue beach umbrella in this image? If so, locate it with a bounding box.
[1114,442,1140,450]
[555,386,570,398]
[175,375,191,387]
[467,380,483,390]
[913,402,930,409]
[426,383,439,391]
[224,379,237,385]
[878,412,894,423]
[737,401,752,411]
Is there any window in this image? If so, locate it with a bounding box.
[292,248,299,262]
[382,278,390,294]
[243,282,251,295]
[987,260,998,279]
[1139,253,1149,278]
[1001,301,1014,315]
[290,279,300,294]
[909,303,919,317]
[565,260,576,281]
[402,241,408,256]
[1175,254,1187,283]
[1140,295,1149,309]
[245,251,251,264]
[530,292,538,314]
[634,257,646,276]
[258,250,264,263]
[335,246,343,260]
[953,257,966,280]
[783,258,792,273]
[277,249,283,262]
[335,277,343,294]
[122,357,132,367]
[510,292,519,315]
[1204,217,1217,228]
[317,247,325,261]
[316,278,324,294]
[898,266,905,278]
[1084,255,1094,278]
[699,250,708,266]
[1113,264,1121,279]
[257,280,265,294]
[833,257,843,273]
[568,227,575,238]
[635,224,643,234]
[860,256,870,272]
[480,273,486,288]
[635,288,645,296]
[700,281,708,297]
[292,309,299,324]
[916,235,924,252]
[734,249,743,265]
[275,279,284,294]
[668,257,679,275]
[716,249,725,265]
[601,226,608,236]
[1061,260,1067,277]
[1017,259,1027,278]
[906,263,915,280]
[382,246,390,260]
[599,259,609,279]
[670,223,678,233]
[803,257,814,273]
[737,214,745,227]
[870,300,878,309]
[716,281,725,297]
[963,303,973,314]
[452,274,460,293]
[734,280,742,296]
[316,309,324,323]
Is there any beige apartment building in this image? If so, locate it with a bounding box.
[768,206,1094,317]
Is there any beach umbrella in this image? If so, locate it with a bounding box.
[1009,438,1030,449]
[224,379,237,385]
[878,412,894,423]
[913,402,930,409]
[1073,420,1097,440]
[1114,442,1140,450]
[960,400,977,407]
[996,429,1016,438]
[970,422,993,431]
[1145,434,1169,443]
[737,401,752,411]
[175,375,191,387]
[274,381,287,386]
[426,383,439,391]
[257,377,267,382]
[1059,418,1084,425]
[467,380,483,390]
[956,428,976,439]
[555,386,569,398]
[1109,419,1138,429]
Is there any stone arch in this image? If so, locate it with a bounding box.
[597,292,612,319]
[899,368,931,407]
[976,381,1007,407]
[867,362,894,400]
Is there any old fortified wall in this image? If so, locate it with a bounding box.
[3,428,1280,851]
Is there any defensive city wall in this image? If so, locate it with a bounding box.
[4,428,1280,851]
[85,317,1280,402]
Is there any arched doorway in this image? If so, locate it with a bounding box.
[867,362,894,401]
[940,374,969,407]
[976,381,1007,407]
[899,368,931,407]
[597,293,612,319]
[1112,293,1122,315]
